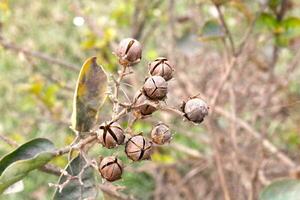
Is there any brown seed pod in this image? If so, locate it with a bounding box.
[151,123,172,145]
[148,57,174,81]
[133,91,157,116]
[96,122,125,149]
[143,76,168,100]
[99,156,123,182]
[125,135,153,161]
[181,98,209,123]
[115,38,142,66]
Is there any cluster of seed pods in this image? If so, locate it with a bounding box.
[97,38,209,182]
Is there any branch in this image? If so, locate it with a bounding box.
[99,184,136,200]
[0,133,18,148]
[209,57,237,111]
[112,65,129,116]
[0,37,78,72]
[215,106,296,168]
[39,164,62,176]
[43,155,134,200]
[213,3,235,55]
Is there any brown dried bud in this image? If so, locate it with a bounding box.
[143,76,168,100]
[151,123,172,145]
[133,91,157,116]
[148,57,174,81]
[182,98,209,123]
[99,156,123,182]
[96,122,125,149]
[125,135,153,161]
[116,38,142,66]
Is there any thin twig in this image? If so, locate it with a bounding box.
[0,133,18,147]
[113,65,128,116]
[215,106,296,168]
[209,57,237,111]
[99,184,136,200]
[40,164,62,176]
[0,37,78,72]
[207,119,232,200]
[213,3,235,55]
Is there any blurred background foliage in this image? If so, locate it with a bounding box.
[1,0,300,199]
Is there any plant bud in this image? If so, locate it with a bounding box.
[151,123,172,145]
[148,57,174,81]
[96,122,125,149]
[143,76,168,100]
[116,38,142,66]
[133,91,157,116]
[125,135,153,161]
[99,156,123,182]
[182,98,209,123]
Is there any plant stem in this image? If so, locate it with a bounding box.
[113,65,128,117]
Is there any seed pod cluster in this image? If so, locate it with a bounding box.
[133,91,157,116]
[98,156,123,181]
[125,135,153,161]
[182,98,209,123]
[96,122,125,149]
[148,57,174,81]
[151,123,172,145]
[93,38,208,182]
[116,38,142,66]
[143,76,168,100]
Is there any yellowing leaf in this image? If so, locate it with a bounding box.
[0,1,9,12]
[71,57,108,134]
[151,152,175,164]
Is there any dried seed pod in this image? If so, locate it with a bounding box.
[116,38,142,66]
[143,76,168,100]
[182,98,209,123]
[99,156,123,182]
[133,91,157,116]
[148,57,174,81]
[96,122,125,149]
[125,135,153,161]
[151,123,172,145]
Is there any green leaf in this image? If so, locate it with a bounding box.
[256,12,278,31]
[71,56,108,134]
[259,179,300,200]
[282,17,300,38]
[53,155,98,200]
[199,20,224,41]
[0,138,56,193]
[274,17,300,47]
[268,0,282,11]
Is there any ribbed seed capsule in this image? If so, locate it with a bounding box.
[151,123,172,145]
[99,156,123,182]
[133,91,157,116]
[116,38,142,66]
[148,57,174,81]
[143,76,168,100]
[182,98,209,123]
[125,135,153,161]
[96,122,125,149]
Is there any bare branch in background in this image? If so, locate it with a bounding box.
[0,37,78,72]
